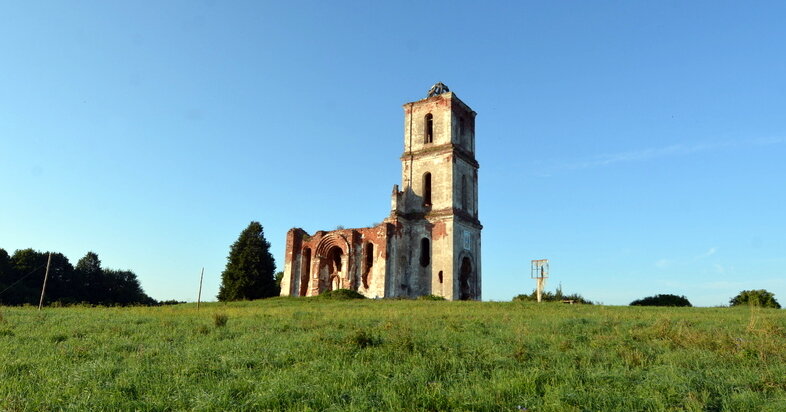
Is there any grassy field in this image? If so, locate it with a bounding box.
[1,299,784,411]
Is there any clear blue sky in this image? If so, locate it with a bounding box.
[2,1,784,306]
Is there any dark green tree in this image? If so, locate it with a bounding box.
[218,221,277,301]
[5,249,47,305]
[630,294,692,307]
[0,248,19,304]
[730,289,781,309]
[38,252,75,305]
[76,251,104,304]
[103,269,156,306]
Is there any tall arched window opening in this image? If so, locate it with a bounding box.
[365,243,374,270]
[420,238,430,267]
[423,172,432,207]
[424,113,433,144]
[299,248,311,296]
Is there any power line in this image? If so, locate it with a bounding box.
[0,263,48,297]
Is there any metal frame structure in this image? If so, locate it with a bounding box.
[530,259,549,303]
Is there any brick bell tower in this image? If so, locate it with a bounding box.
[390,82,482,300]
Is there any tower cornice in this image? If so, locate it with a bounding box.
[400,143,479,169]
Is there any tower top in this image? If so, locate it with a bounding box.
[427,82,450,97]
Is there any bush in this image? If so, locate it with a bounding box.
[630,294,692,307]
[317,289,365,300]
[213,313,228,327]
[730,290,781,309]
[158,300,185,306]
[513,285,593,304]
[348,329,382,349]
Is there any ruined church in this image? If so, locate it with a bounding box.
[280,83,481,300]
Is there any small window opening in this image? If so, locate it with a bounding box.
[461,175,468,210]
[424,113,433,144]
[423,172,432,207]
[365,243,374,269]
[458,117,464,144]
[438,270,443,284]
[420,238,430,267]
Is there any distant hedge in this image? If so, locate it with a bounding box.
[316,289,365,300]
[630,294,692,307]
[513,286,593,304]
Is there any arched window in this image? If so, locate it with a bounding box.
[423,172,432,207]
[420,238,430,267]
[424,113,433,144]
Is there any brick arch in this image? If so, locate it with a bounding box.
[315,233,349,258]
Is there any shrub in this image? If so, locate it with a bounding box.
[317,289,365,300]
[630,294,692,307]
[348,329,382,349]
[730,290,781,309]
[512,285,593,304]
[158,300,185,306]
[213,313,228,327]
[417,294,446,301]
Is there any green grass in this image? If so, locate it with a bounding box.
[0,300,784,411]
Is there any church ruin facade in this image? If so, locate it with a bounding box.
[280,84,482,300]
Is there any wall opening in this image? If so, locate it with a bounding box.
[326,246,344,291]
[423,172,432,207]
[420,237,430,267]
[461,175,468,210]
[299,248,311,296]
[362,242,373,289]
[458,116,465,145]
[365,242,374,269]
[438,270,443,284]
[459,256,473,300]
[424,113,434,144]
[329,246,343,272]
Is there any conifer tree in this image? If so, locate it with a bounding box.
[218,221,277,301]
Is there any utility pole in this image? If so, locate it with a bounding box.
[38,252,52,311]
[197,267,204,310]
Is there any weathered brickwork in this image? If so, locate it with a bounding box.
[280,84,482,300]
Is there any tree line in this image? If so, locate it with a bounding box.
[0,248,155,306]
[629,291,781,308]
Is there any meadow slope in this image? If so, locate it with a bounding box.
[1,299,784,411]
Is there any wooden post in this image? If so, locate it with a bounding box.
[197,267,204,310]
[38,252,52,311]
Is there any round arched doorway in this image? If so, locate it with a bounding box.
[459,256,473,300]
[327,245,344,291]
